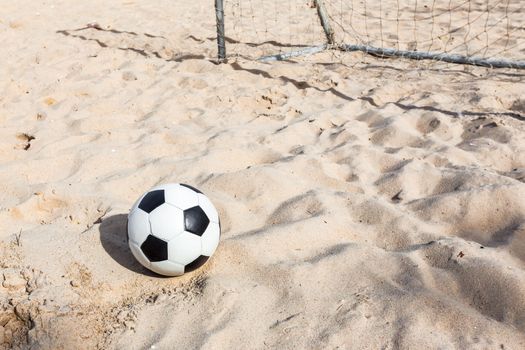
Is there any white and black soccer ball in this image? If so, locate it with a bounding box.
[127,183,220,276]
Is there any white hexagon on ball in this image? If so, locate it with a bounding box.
[148,203,184,241]
[165,184,199,210]
[129,241,151,269]
[130,193,146,212]
[168,232,202,266]
[150,260,185,276]
[127,208,151,245]
[126,183,221,276]
[197,193,219,223]
[201,222,220,256]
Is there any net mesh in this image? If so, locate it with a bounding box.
[223,0,525,67]
[224,0,326,58]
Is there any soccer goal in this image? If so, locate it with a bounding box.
[214,0,525,69]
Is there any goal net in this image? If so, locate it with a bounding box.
[219,0,525,68]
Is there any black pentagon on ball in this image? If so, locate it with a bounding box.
[184,206,209,236]
[180,183,202,194]
[185,255,209,273]
[138,190,165,213]
[140,235,168,262]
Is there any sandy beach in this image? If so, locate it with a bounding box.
[1,1,525,349]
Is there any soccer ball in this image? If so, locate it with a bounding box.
[127,183,220,276]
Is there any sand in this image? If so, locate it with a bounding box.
[1,1,525,349]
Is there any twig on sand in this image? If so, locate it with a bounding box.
[82,208,109,233]
[14,229,22,247]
